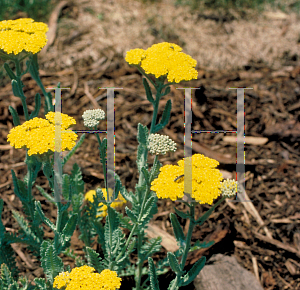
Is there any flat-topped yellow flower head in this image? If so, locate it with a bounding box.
[7,112,77,156]
[125,42,198,83]
[150,154,223,205]
[53,265,122,290]
[0,18,48,55]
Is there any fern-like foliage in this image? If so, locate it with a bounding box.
[148,158,161,186]
[0,243,19,280]
[136,124,149,173]
[103,207,130,273]
[12,210,41,247]
[69,163,84,200]
[77,208,97,248]
[181,256,206,287]
[40,241,64,285]
[0,263,14,290]
[0,200,19,279]
[33,278,48,290]
[148,258,160,290]
[0,263,37,290]
[42,162,54,190]
[139,194,157,228]
[10,170,35,223]
[85,247,105,273]
[139,237,162,265]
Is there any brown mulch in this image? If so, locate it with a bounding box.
[1,1,300,289]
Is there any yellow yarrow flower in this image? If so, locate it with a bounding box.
[0,18,48,55]
[125,42,198,83]
[125,48,146,65]
[7,112,77,156]
[45,112,76,130]
[85,188,127,217]
[150,154,223,205]
[53,271,71,289]
[53,265,122,290]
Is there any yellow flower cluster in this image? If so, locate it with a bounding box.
[85,188,127,217]
[125,42,198,83]
[7,112,77,156]
[150,154,223,205]
[53,265,122,290]
[0,18,48,55]
[46,112,77,129]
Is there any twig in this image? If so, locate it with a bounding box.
[40,0,70,55]
[240,189,273,239]
[253,231,300,259]
[84,82,101,109]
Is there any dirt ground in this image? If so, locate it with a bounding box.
[1,0,300,289]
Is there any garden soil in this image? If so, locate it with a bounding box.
[0,0,300,289]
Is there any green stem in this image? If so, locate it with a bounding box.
[134,65,157,89]
[14,59,29,120]
[133,80,165,288]
[94,126,115,271]
[113,184,150,267]
[135,231,143,290]
[54,202,62,251]
[29,54,53,113]
[149,97,159,135]
[26,163,35,222]
[137,83,163,188]
[134,186,152,290]
[93,126,107,190]
[115,222,138,263]
[168,205,196,290]
[169,196,227,290]
[179,205,195,269]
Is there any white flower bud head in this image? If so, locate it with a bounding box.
[147,133,177,155]
[220,178,240,198]
[82,109,105,128]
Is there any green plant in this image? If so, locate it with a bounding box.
[0,18,239,290]
[0,0,53,22]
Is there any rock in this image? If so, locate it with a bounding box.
[194,254,264,290]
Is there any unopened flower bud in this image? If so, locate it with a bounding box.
[82,109,105,128]
[147,133,177,155]
[220,179,240,198]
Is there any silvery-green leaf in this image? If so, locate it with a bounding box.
[143,78,155,104]
[181,256,206,286]
[167,252,185,276]
[170,213,186,248]
[125,207,138,223]
[148,257,160,290]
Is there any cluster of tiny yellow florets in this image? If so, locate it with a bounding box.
[150,154,224,205]
[125,42,198,83]
[53,265,122,290]
[85,188,127,217]
[147,133,177,155]
[45,112,76,129]
[0,18,48,55]
[7,112,77,156]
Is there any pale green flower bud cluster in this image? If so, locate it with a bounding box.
[220,179,240,198]
[82,109,105,128]
[147,133,177,155]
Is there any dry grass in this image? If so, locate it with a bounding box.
[40,0,300,72]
